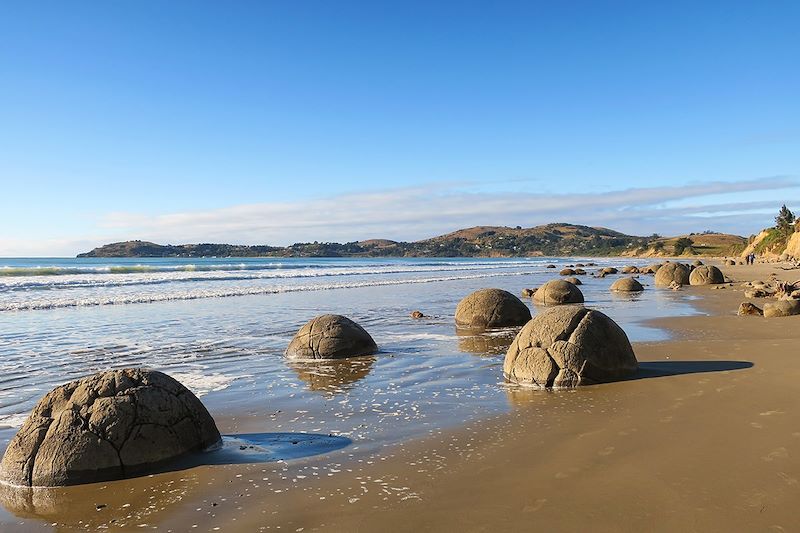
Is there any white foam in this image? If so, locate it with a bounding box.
[169,372,250,397]
[0,270,540,311]
[0,413,30,429]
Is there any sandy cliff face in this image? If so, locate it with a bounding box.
[783,231,800,259]
[740,230,770,258]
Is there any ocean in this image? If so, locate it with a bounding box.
[0,256,700,452]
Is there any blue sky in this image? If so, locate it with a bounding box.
[1,1,799,255]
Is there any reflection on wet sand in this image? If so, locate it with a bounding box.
[456,328,518,356]
[0,432,352,529]
[289,356,375,392]
[0,469,206,530]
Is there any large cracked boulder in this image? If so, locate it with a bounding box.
[654,262,690,287]
[533,280,584,306]
[455,289,531,329]
[286,314,378,359]
[689,265,725,285]
[504,307,638,388]
[0,369,221,487]
[610,277,644,292]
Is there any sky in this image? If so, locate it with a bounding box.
[1,1,799,256]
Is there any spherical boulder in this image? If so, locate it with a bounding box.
[610,277,644,292]
[601,267,618,275]
[286,314,378,359]
[533,280,584,306]
[689,265,725,285]
[654,262,690,287]
[0,369,221,487]
[574,268,587,275]
[763,300,800,318]
[563,277,582,285]
[621,266,639,274]
[504,306,638,388]
[454,289,532,329]
[559,268,576,276]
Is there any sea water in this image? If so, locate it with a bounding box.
[0,257,699,451]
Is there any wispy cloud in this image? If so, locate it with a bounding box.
[98,175,797,244]
[2,176,796,256]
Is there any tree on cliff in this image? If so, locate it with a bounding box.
[775,205,795,236]
[673,237,694,255]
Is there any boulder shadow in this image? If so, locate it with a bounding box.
[631,360,753,380]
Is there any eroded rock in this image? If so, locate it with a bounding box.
[655,262,690,287]
[286,314,378,359]
[0,369,221,487]
[455,289,531,329]
[689,265,725,285]
[504,306,638,388]
[610,277,644,292]
[533,280,584,306]
[738,302,763,316]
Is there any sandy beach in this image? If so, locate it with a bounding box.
[0,261,798,531]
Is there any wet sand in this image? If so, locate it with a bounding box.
[4,262,800,531]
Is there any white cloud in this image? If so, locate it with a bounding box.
[3,176,797,256]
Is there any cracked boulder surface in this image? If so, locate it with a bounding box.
[532,280,584,306]
[0,369,221,487]
[654,262,690,287]
[454,289,532,330]
[610,277,644,292]
[504,306,638,388]
[285,314,378,360]
[689,265,725,285]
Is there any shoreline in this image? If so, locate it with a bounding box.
[2,261,799,531]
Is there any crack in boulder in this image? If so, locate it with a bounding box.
[0,369,221,487]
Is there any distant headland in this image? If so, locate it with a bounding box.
[77,223,747,259]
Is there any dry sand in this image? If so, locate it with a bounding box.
[3,261,800,532]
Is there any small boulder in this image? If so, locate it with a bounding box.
[574,268,587,275]
[559,268,576,276]
[738,302,763,316]
[0,369,221,487]
[642,263,663,274]
[655,263,690,287]
[563,277,582,286]
[574,263,585,268]
[533,280,584,306]
[521,288,536,298]
[610,277,644,292]
[455,289,532,329]
[601,267,618,275]
[410,310,425,319]
[744,289,768,299]
[621,266,639,274]
[546,264,556,269]
[504,306,638,388]
[692,260,704,266]
[724,259,736,266]
[689,265,725,285]
[286,314,378,359]
[763,300,800,318]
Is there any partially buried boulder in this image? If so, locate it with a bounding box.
[0,369,221,487]
[563,277,582,286]
[601,267,618,275]
[504,306,638,388]
[559,268,576,276]
[654,262,690,287]
[533,280,584,305]
[689,265,725,285]
[738,302,763,316]
[763,300,800,318]
[642,263,662,274]
[286,314,378,359]
[455,289,531,329]
[621,266,639,274]
[610,277,644,292]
